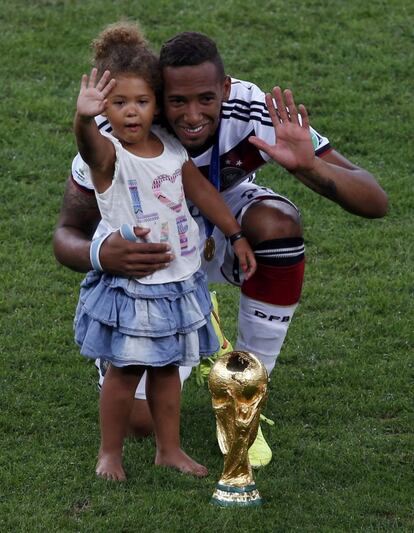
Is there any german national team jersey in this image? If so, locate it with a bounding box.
[72,77,331,193]
[192,78,331,191]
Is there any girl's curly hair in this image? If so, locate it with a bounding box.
[92,21,162,99]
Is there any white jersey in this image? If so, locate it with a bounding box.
[72,77,331,194]
[192,78,331,191]
[80,126,201,284]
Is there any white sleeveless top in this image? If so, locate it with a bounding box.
[85,126,201,284]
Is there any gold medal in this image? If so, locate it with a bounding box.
[204,236,216,262]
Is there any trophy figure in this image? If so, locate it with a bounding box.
[208,350,268,507]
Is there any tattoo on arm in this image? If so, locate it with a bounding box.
[59,179,101,238]
[316,177,338,201]
[299,173,338,201]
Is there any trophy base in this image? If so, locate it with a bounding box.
[211,483,263,507]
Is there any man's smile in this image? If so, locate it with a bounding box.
[180,123,210,136]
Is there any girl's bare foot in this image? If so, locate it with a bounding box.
[96,450,126,481]
[155,448,208,477]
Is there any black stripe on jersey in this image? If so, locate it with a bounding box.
[222,104,271,121]
[222,100,271,118]
[224,98,269,111]
[221,111,273,127]
[98,119,112,132]
[222,98,273,126]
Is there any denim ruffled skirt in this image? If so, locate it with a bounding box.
[74,269,219,368]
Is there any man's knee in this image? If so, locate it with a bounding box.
[240,200,305,306]
[241,200,302,245]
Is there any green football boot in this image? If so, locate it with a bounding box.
[195,291,233,386]
[248,415,275,468]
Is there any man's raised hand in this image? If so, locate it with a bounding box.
[249,86,316,173]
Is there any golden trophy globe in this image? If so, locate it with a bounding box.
[208,350,268,507]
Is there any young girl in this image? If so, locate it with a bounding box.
[73,22,256,481]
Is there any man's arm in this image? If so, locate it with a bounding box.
[53,178,100,272]
[294,149,388,219]
[249,86,388,219]
[53,177,174,276]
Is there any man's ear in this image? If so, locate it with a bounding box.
[222,75,231,102]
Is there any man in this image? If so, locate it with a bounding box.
[54,32,388,467]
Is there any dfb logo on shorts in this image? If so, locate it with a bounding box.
[254,309,290,322]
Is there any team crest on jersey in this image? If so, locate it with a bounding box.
[220,166,246,190]
[216,135,266,190]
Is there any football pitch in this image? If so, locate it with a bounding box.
[1,1,413,531]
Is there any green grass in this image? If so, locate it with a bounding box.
[1,0,413,531]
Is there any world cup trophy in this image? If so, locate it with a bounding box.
[208,350,268,506]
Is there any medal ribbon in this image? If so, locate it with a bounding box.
[204,124,221,239]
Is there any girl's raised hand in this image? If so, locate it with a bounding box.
[76,68,116,118]
[233,238,257,280]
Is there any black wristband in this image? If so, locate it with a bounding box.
[229,231,245,246]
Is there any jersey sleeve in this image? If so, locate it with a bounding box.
[71,115,113,193]
[71,152,94,192]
